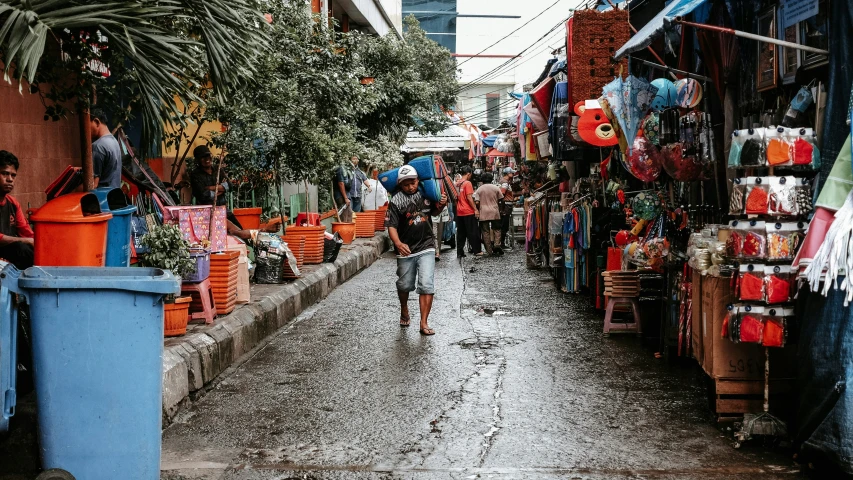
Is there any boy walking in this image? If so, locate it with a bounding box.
[386,165,448,336]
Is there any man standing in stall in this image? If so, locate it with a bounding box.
[0,151,34,269]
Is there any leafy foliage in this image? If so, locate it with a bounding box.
[139,223,197,281]
[208,10,458,189]
[0,0,269,156]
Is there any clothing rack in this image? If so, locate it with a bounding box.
[568,193,592,208]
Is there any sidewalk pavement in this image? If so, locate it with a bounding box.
[161,234,390,423]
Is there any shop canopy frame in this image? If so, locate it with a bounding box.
[613,0,829,60]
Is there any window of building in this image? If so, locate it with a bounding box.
[403,0,457,53]
[486,94,500,128]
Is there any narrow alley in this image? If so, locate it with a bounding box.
[160,249,803,479]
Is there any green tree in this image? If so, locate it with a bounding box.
[0,0,269,155]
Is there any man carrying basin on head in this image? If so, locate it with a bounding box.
[386,165,448,336]
[0,151,34,270]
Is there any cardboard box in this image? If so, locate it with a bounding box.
[702,275,797,380]
[691,270,703,367]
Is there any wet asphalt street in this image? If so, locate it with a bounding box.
[161,247,806,480]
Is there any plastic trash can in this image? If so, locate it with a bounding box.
[92,188,137,267]
[0,263,17,433]
[4,265,179,480]
[30,193,112,267]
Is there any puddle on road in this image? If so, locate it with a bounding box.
[475,305,511,317]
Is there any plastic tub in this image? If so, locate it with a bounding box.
[30,193,112,267]
[232,207,262,230]
[92,187,137,267]
[0,272,17,433]
[7,266,180,479]
[183,250,210,283]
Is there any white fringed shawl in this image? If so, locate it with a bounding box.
[805,189,853,305]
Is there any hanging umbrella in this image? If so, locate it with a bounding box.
[601,75,658,154]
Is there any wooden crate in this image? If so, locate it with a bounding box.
[710,376,795,422]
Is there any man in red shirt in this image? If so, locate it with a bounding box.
[0,151,34,269]
[455,166,481,258]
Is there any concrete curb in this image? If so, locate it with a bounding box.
[162,234,390,422]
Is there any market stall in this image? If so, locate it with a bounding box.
[511,0,850,467]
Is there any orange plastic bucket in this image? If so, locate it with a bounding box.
[232,207,262,230]
[31,193,112,267]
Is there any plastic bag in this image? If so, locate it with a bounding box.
[729,128,765,167]
[725,220,745,258]
[795,176,814,213]
[745,177,770,215]
[623,133,662,182]
[738,263,766,302]
[738,305,765,344]
[762,307,791,348]
[742,220,767,260]
[254,254,285,284]
[766,222,797,260]
[729,178,747,215]
[790,127,821,169]
[765,127,793,167]
[764,265,794,304]
[767,176,798,216]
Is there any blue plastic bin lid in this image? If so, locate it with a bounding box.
[91,187,137,216]
[17,267,180,295]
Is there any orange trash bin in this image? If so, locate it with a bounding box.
[30,192,113,267]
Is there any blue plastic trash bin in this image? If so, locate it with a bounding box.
[6,266,179,480]
[92,187,137,267]
[0,263,17,433]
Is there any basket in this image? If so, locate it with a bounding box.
[283,236,305,279]
[284,225,325,264]
[209,251,239,315]
[354,213,375,238]
[570,8,629,105]
[183,250,210,283]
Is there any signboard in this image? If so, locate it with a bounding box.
[781,0,818,28]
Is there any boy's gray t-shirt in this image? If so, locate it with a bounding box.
[92,134,122,188]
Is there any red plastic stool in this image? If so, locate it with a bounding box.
[181,278,217,325]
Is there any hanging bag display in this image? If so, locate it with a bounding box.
[745,177,770,215]
[738,263,766,302]
[764,265,794,304]
[767,176,798,216]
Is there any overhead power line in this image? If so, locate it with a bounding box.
[455,0,565,69]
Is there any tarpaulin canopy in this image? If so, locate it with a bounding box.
[401,125,469,153]
[485,148,513,158]
[613,0,708,60]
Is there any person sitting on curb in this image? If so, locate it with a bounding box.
[0,151,34,269]
[386,165,448,336]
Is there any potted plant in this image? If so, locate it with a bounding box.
[139,224,198,336]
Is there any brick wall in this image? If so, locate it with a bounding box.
[0,78,81,209]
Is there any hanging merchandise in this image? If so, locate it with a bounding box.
[631,191,663,220]
[795,177,814,213]
[737,305,765,344]
[762,307,792,348]
[674,78,703,108]
[600,75,659,154]
[659,108,680,145]
[745,177,770,215]
[642,112,661,146]
[570,8,630,106]
[789,128,821,169]
[764,265,794,304]
[767,176,798,216]
[577,102,619,147]
[622,132,663,182]
[728,128,765,168]
[738,263,765,302]
[640,213,671,270]
[729,177,747,215]
[742,220,767,260]
[660,142,711,181]
[529,76,556,121]
[725,220,744,257]
[766,222,804,261]
[765,127,793,167]
[650,78,677,111]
